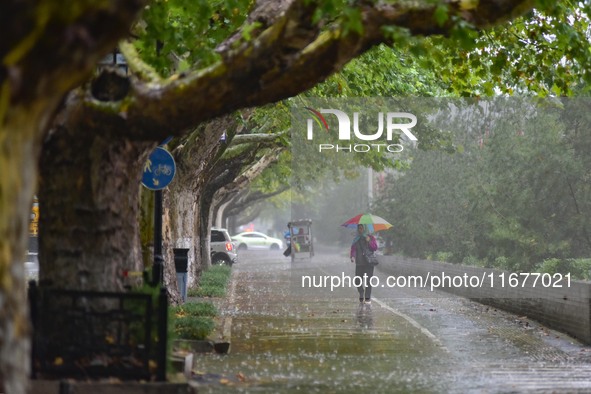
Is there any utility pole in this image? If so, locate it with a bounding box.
[367,167,373,211]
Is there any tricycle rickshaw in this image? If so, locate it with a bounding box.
[288,219,314,262]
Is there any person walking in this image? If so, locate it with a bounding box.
[350,224,378,304]
[283,223,292,257]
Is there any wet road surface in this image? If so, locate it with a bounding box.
[191,250,591,393]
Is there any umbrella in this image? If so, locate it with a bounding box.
[341,213,392,233]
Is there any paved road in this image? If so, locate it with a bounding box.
[191,250,591,393]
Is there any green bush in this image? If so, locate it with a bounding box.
[435,251,453,263]
[536,258,591,280]
[462,255,485,267]
[492,256,513,270]
[174,316,216,340]
[571,259,591,280]
[536,258,562,274]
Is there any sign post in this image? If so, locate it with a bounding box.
[142,147,176,286]
[141,146,176,191]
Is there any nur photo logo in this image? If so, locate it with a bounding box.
[304,107,418,153]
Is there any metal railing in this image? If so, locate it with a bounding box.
[28,282,168,381]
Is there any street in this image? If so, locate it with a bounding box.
[191,249,591,393]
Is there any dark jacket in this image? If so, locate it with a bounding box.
[350,235,377,265]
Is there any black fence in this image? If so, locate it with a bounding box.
[28,282,168,381]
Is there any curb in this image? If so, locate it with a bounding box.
[219,268,236,353]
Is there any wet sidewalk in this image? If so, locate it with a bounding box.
[190,251,591,393]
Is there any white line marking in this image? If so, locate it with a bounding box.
[317,266,447,350]
[372,297,447,350]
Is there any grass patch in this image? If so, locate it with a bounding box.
[172,265,232,340]
[171,301,217,317]
[188,265,232,298]
[171,301,218,340]
[173,316,216,340]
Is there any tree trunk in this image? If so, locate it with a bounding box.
[161,190,181,304]
[162,116,236,280]
[139,187,155,266]
[39,105,155,292]
[1,0,148,386]
[227,215,238,235]
[0,111,45,394]
[214,198,232,228]
[192,198,205,282]
[223,190,249,232]
[198,191,215,271]
[163,188,196,300]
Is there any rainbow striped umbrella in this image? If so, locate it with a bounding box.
[341,213,392,233]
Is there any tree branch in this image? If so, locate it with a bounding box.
[91,0,536,140]
[215,147,282,202]
[230,130,288,145]
[1,0,147,108]
[233,186,290,209]
[119,40,162,83]
[225,185,289,224]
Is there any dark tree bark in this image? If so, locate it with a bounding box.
[39,75,156,292]
[196,144,265,269]
[161,116,233,298]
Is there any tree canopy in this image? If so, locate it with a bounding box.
[372,98,591,274]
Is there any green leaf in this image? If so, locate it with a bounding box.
[343,7,363,36]
[434,4,449,27]
[241,21,263,42]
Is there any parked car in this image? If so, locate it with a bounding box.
[231,231,283,251]
[25,235,39,280]
[210,227,238,266]
[24,252,39,280]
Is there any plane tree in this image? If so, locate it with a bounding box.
[159,109,287,291]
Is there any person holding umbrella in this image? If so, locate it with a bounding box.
[343,213,392,304]
[350,224,378,305]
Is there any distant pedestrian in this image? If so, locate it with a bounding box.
[283,223,292,257]
[350,224,378,304]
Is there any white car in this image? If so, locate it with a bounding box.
[231,231,283,251]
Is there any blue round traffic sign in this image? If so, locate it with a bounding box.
[141,147,176,190]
